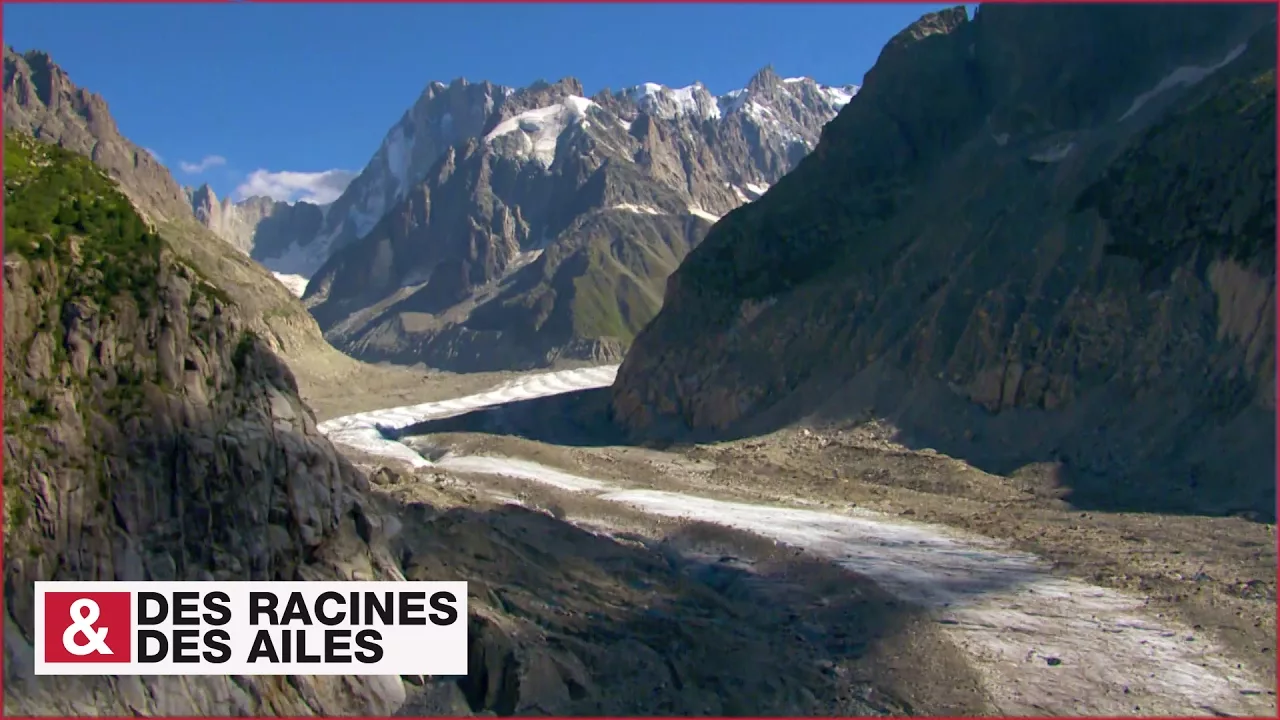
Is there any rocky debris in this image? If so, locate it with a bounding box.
[611,4,1277,520]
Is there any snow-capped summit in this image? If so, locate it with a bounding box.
[196,65,857,307]
[620,82,723,121]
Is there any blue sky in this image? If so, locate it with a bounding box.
[5,3,962,204]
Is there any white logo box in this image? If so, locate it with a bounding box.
[35,581,469,676]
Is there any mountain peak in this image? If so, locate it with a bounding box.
[14,47,46,65]
[526,76,585,98]
[5,47,192,223]
[188,182,217,207]
[747,65,782,92]
[883,5,970,57]
[423,77,464,99]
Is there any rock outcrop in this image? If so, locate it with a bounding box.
[2,132,407,715]
[612,5,1277,519]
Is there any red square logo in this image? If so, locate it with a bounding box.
[42,592,132,663]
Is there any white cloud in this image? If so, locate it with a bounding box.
[179,155,227,174]
[144,147,163,163]
[234,168,356,206]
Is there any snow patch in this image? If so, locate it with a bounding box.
[348,199,385,240]
[564,95,596,116]
[383,125,412,199]
[744,182,770,198]
[819,84,858,108]
[611,203,664,215]
[744,100,773,124]
[626,82,720,120]
[259,220,344,278]
[633,82,663,98]
[485,97,597,167]
[1029,142,1076,164]
[1120,43,1248,122]
[272,272,309,298]
[687,206,721,223]
[717,89,748,116]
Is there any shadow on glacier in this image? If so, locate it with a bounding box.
[389,386,629,448]
[391,500,997,716]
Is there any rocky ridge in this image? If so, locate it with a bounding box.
[3,47,190,223]
[2,47,350,374]
[294,68,855,371]
[611,5,1278,520]
[2,132,407,715]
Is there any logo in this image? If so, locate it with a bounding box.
[41,591,132,663]
[34,581,467,676]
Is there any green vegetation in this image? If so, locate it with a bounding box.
[233,330,260,371]
[1078,43,1276,274]
[569,242,664,342]
[4,131,164,310]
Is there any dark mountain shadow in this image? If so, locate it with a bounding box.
[798,364,1276,524]
[389,500,1011,716]
[686,360,1277,524]
[389,387,629,448]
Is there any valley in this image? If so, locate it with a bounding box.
[3,2,1276,716]
[316,365,1277,717]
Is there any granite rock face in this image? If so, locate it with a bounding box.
[2,133,407,715]
[611,5,1277,519]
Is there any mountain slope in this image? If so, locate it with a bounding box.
[2,131,407,715]
[2,48,352,378]
[299,70,855,371]
[611,5,1277,520]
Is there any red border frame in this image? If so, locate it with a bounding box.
[0,1,1276,718]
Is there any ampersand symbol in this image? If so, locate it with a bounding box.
[62,598,114,656]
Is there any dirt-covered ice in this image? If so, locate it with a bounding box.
[319,366,1276,717]
[596,490,1271,716]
